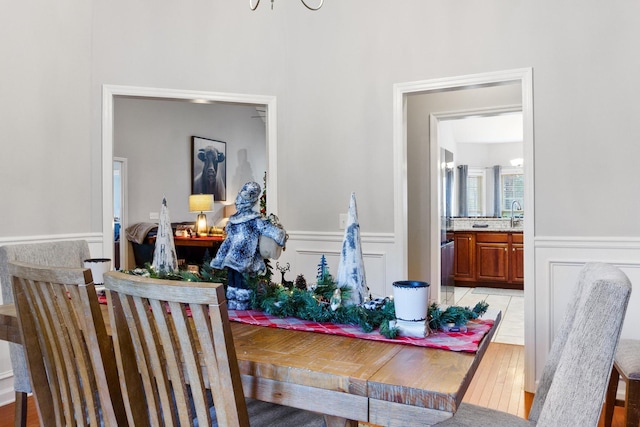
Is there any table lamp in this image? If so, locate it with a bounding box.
[189,194,214,237]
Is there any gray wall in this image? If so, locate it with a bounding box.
[2,1,639,239]
[0,2,93,238]
[114,98,266,226]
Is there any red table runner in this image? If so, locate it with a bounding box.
[228,309,493,353]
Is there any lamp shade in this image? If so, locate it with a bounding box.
[189,194,214,212]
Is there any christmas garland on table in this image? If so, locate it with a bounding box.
[127,262,489,339]
[246,273,488,338]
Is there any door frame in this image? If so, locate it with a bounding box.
[392,68,535,391]
[113,157,127,269]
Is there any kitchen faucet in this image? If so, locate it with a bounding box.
[511,200,522,228]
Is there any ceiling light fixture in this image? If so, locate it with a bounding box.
[250,0,323,11]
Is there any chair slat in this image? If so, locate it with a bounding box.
[108,291,155,427]
[166,300,211,426]
[24,278,72,425]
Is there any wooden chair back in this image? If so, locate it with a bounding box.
[103,271,250,427]
[9,261,127,426]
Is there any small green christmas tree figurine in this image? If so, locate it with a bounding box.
[317,255,329,282]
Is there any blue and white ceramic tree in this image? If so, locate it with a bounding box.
[151,198,178,274]
[336,192,368,306]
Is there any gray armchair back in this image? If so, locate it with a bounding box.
[530,262,632,426]
[435,262,632,427]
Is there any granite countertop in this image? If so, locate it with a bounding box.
[451,218,523,232]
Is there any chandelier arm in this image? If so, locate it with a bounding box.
[300,0,323,11]
[249,0,260,11]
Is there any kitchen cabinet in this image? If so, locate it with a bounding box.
[476,233,509,282]
[454,231,523,289]
[510,233,524,285]
[453,233,475,282]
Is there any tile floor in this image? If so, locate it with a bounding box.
[454,286,524,345]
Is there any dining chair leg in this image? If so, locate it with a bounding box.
[605,366,620,427]
[14,391,27,427]
[626,377,640,427]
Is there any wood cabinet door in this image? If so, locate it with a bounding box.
[453,233,475,281]
[476,243,509,282]
[510,243,525,284]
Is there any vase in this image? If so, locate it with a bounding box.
[392,280,430,322]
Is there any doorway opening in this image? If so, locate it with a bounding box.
[393,68,535,391]
[431,107,525,346]
[101,86,278,268]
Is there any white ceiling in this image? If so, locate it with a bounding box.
[444,113,523,144]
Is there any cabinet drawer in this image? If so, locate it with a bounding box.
[476,232,509,243]
[511,233,523,244]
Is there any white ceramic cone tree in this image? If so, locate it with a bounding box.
[336,192,368,305]
[152,198,178,274]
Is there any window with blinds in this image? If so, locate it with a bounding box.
[467,168,486,216]
[501,168,524,217]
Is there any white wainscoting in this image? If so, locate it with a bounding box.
[278,231,402,300]
[0,232,104,406]
[532,236,640,388]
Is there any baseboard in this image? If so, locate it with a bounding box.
[0,376,15,406]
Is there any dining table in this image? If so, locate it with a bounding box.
[0,302,500,427]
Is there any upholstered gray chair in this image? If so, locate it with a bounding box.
[0,240,91,426]
[434,262,632,427]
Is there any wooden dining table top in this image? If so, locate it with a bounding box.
[0,302,501,426]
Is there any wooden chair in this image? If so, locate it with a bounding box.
[104,271,327,427]
[104,271,251,427]
[0,241,90,427]
[604,339,640,427]
[9,261,127,426]
[433,262,632,427]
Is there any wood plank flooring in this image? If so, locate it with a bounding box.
[464,341,529,417]
[0,343,628,427]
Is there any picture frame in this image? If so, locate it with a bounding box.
[191,136,227,201]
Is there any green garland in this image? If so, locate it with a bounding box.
[128,262,489,339]
[130,262,228,285]
[247,273,399,335]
